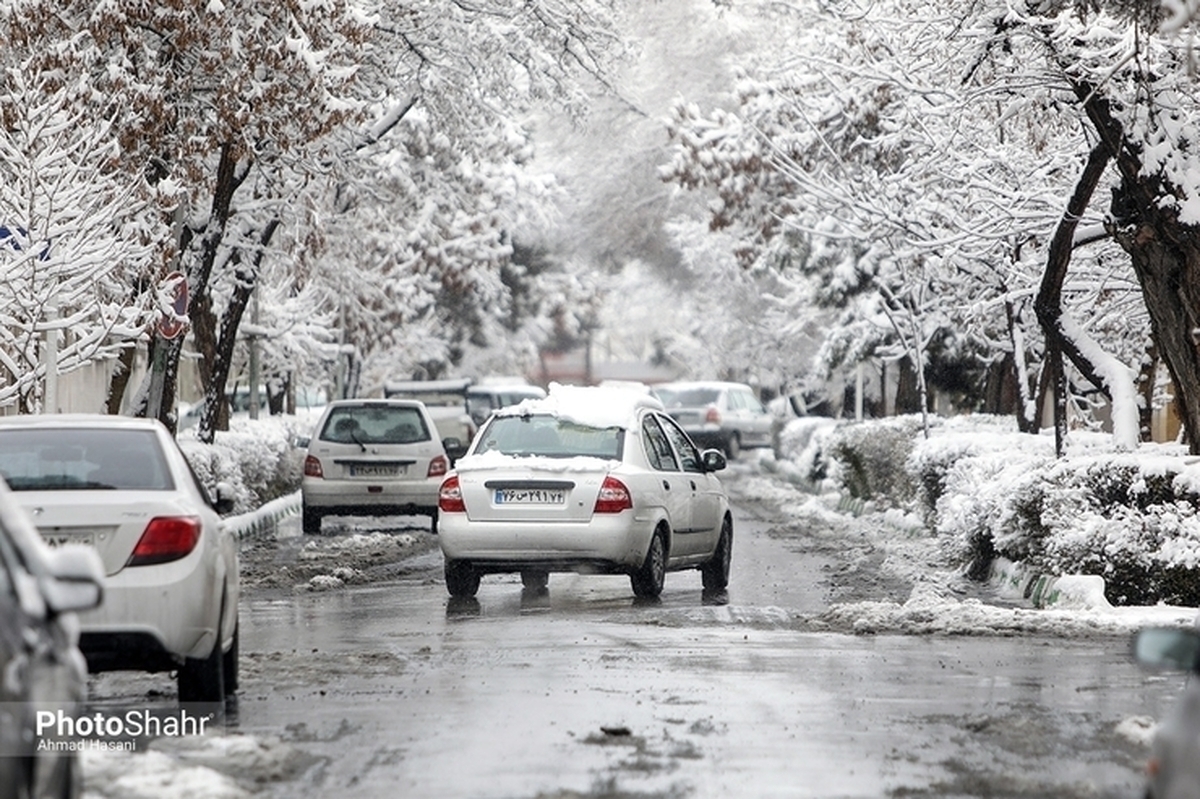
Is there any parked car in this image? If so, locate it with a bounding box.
[0,415,238,704]
[465,381,547,427]
[1133,624,1200,799]
[301,399,453,534]
[437,383,733,599]
[651,381,774,459]
[382,378,476,462]
[0,476,103,799]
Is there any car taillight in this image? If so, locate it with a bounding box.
[439,475,465,512]
[428,455,449,478]
[127,516,201,567]
[304,455,324,478]
[705,405,721,424]
[593,476,633,514]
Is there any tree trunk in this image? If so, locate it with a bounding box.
[1070,78,1200,454]
[1034,141,1114,455]
[104,345,137,415]
[163,144,249,437]
[196,219,280,444]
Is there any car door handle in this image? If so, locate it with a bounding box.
[662,480,670,491]
[690,481,697,490]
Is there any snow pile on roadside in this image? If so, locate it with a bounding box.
[83,734,298,799]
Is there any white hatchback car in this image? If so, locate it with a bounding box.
[437,384,733,599]
[653,381,774,459]
[0,415,238,704]
[301,399,452,534]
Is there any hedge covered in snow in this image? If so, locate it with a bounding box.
[776,413,1200,606]
[178,414,310,515]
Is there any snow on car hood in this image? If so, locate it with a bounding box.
[454,449,620,473]
[495,382,662,430]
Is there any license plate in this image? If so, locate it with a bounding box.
[351,464,403,477]
[494,488,565,505]
[43,532,95,548]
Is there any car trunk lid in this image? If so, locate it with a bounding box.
[455,462,607,523]
[14,491,192,577]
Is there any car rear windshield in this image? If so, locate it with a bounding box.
[319,405,431,445]
[0,429,172,491]
[475,415,623,460]
[656,388,720,408]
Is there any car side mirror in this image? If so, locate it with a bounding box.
[214,481,237,515]
[292,435,311,449]
[443,438,466,462]
[702,449,727,472]
[1133,627,1200,672]
[41,545,104,615]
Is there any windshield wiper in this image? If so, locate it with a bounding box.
[350,430,367,452]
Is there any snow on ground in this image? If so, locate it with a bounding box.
[737,448,1200,638]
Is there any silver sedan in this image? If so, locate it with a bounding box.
[436,384,733,599]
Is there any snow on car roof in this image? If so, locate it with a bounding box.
[496,382,663,429]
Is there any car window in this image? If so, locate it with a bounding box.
[0,428,173,491]
[739,389,765,414]
[656,388,720,408]
[656,414,704,473]
[319,405,431,445]
[0,523,17,604]
[641,416,679,472]
[475,415,622,460]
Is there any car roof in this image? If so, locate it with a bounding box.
[0,413,166,431]
[326,398,427,408]
[495,382,663,429]
[654,381,751,391]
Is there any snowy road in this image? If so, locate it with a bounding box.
[81,464,1186,798]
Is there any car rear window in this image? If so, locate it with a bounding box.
[475,415,622,460]
[0,428,172,491]
[319,405,431,445]
[656,388,720,408]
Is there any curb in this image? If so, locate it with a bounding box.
[225,490,301,541]
[988,557,1112,610]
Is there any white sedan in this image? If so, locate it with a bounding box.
[0,415,239,704]
[437,384,733,599]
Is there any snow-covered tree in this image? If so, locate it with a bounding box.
[0,61,164,412]
[659,0,1165,450]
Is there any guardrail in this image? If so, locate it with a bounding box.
[224,490,301,541]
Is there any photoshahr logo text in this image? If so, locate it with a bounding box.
[36,709,213,739]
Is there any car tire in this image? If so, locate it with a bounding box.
[701,515,733,592]
[724,433,741,460]
[521,570,549,591]
[222,621,239,696]
[631,528,667,598]
[445,559,480,598]
[302,504,322,535]
[178,637,225,704]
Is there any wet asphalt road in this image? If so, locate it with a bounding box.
[217,500,1177,799]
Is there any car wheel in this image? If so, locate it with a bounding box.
[701,515,733,592]
[302,504,322,535]
[178,637,225,704]
[222,621,239,696]
[521,570,549,591]
[724,433,741,460]
[631,528,667,598]
[445,559,480,598]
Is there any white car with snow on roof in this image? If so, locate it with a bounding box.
[436,383,733,599]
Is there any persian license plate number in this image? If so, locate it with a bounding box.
[494,488,565,505]
[351,464,403,477]
[43,532,96,548]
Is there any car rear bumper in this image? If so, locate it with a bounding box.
[438,514,652,571]
[303,477,440,515]
[77,551,221,668]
